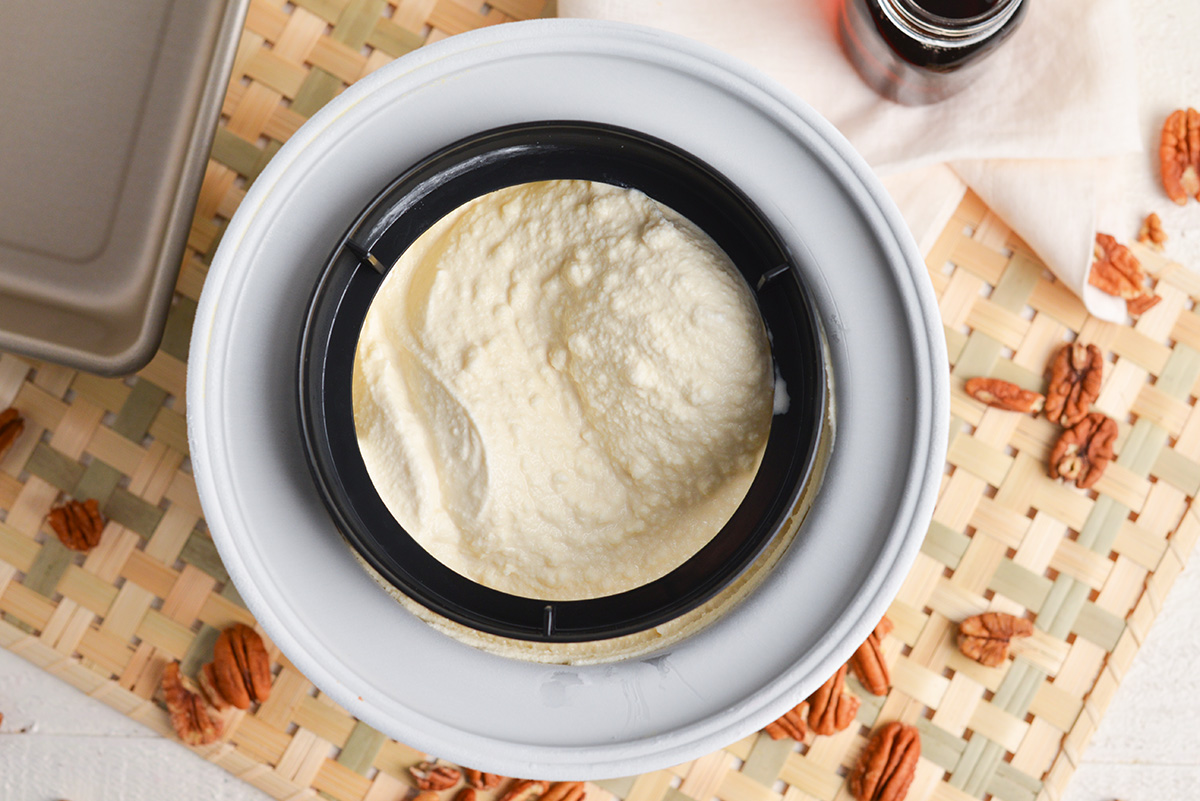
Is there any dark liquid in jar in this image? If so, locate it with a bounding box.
[839,0,1026,104]
[915,0,1000,19]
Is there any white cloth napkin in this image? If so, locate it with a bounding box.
[557,0,1142,321]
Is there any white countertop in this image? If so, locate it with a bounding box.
[2,2,1198,799]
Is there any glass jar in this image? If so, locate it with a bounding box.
[839,0,1027,106]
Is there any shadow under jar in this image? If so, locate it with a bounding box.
[839,0,1027,106]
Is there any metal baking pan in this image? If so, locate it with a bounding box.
[0,0,249,375]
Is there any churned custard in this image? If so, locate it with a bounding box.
[352,179,773,601]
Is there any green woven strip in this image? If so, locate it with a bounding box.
[24,538,73,599]
[1117,418,1169,477]
[960,738,1007,798]
[951,330,1005,380]
[1153,344,1200,398]
[220,577,246,608]
[211,128,263,177]
[1152,446,1200,497]
[594,777,637,798]
[181,531,230,584]
[986,760,1042,801]
[71,460,122,508]
[291,68,344,119]
[1037,575,1089,639]
[246,140,283,185]
[293,0,341,24]
[988,253,1041,312]
[741,733,794,785]
[338,720,389,775]
[24,443,85,492]
[201,218,231,265]
[333,0,387,48]
[661,789,695,801]
[921,520,970,570]
[181,624,221,677]
[159,297,197,363]
[914,718,967,772]
[1075,495,1127,555]
[1072,602,1125,651]
[988,559,1052,612]
[991,659,1045,719]
[847,676,884,725]
[103,488,165,539]
[947,732,987,791]
[366,21,425,58]
[112,380,170,443]
[944,326,968,364]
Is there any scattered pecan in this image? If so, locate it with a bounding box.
[957,613,1034,667]
[162,661,221,746]
[1160,107,1200,205]
[807,664,861,736]
[849,722,920,801]
[1137,212,1167,252]
[849,616,893,696]
[1049,411,1118,490]
[0,407,23,460]
[1044,343,1103,428]
[1090,233,1160,316]
[197,662,230,711]
[964,377,1044,414]
[465,769,504,790]
[211,623,272,710]
[410,762,462,791]
[542,782,586,801]
[456,790,478,801]
[763,700,808,741]
[46,498,105,552]
[1126,292,1163,316]
[498,780,548,801]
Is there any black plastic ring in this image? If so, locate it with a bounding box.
[297,121,826,643]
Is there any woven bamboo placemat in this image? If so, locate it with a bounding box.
[2,1,1198,799]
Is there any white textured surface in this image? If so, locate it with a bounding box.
[1,1,1197,798]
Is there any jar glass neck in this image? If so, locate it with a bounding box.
[880,0,1023,45]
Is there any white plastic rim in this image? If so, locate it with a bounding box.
[188,19,949,779]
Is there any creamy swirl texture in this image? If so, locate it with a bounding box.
[352,180,772,600]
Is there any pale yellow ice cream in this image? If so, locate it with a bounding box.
[352,179,773,600]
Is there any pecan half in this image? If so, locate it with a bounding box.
[498,780,548,801]
[542,782,586,801]
[162,661,221,746]
[849,722,920,801]
[964,377,1044,414]
[197,662,230,711]
[763,701,808,741]
[1138,212,1167,252]
[1044,343,1103,428]
[807,664,861,736]
[1160,107,1200,205]
[0,407,23,460]
[1090,233,1160,316]
[212,623,272,710]
[410,762,462,791]
[456,790,478,801]
[465,769,504,790]
[957,613,1034,667]
[1049,411,1117,490]
[46,498,105,552]
[849,616,893,696]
